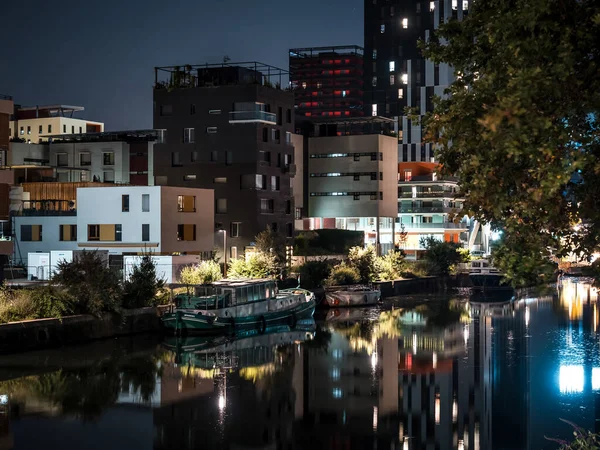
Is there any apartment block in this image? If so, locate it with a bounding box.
[153,62,296,258]
[12,185,214,266]
[9,105,103,144]
[0,95,14,260]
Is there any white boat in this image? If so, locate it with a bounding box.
[323,285,381,307]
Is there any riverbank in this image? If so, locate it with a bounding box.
[0,305,169,355]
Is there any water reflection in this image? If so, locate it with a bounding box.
[2,282,600,449]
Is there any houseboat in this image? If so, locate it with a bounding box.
[323,285,381,307]
[161,279,316,335]
[469,259,511,291]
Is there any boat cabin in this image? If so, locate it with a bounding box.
[212,279,278,305]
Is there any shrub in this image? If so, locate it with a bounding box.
[179,260,222,285]
[326,264,360,286]
[401,260,432,278]
[0,286,71,324]
[122,256,166,309]
[348,245,377,284]
[375,250,407,281]
[419,236,469,275]
[297,260,334,289]
[53,250,122,316]
[255,226,288,274]
[227,252,277,279]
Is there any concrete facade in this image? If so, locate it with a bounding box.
[153,67,296,257]
[9,116,104,144]
[13,215,78,266]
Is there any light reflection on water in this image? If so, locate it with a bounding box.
[1,281,600,449]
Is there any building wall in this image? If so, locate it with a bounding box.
[13,215,78,265]
[159,186,214,254]
[153,83,296,254]
[291,133,305,229]
[9,117,104,144]
[307,134,397,218]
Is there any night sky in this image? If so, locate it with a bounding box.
[1,0,363,131]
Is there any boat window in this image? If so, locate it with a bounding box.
[472,262,480,268]
[482,262,489,268]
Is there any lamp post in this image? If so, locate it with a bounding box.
[220,229,227,276]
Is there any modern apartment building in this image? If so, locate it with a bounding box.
[9,105,103,144]
[13,185,214,265]
[289,46,365,119]
[0,95,14,261]
[9,130,156,185]
[398,161,469,258]
[153,62,296,257]
[364,0,466,162]
[297,117,398,254]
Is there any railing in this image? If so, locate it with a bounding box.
[399,191,460,198]
[399,206,456,213]
[0,94,12,101]
[16,209,77,217]
[229,111,277,124]
[399,176,459,183]
[400,222,468,229]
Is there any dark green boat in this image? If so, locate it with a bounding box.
[162,279,316,335]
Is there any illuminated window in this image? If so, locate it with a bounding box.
[183,127,195,143]
[372,49,377,60]
[372,76,377,87]
[372,104,378,117]
[302,82,307,89]
[156,129,167,144]
[390,75,395,85]
[177,195,196,212]
[404,170,412,181]
[401,73,409,84]
[452,0,458,9]
[333,388,343,398]
[381,24,385,33]
[331,368,340,380]
[389,61,395,72]
[398,88,404,99]
[430,1,435,10]
[27,126,31,135]
[402,18,408,28]
[177,224,196,241]
[463,0,468,9]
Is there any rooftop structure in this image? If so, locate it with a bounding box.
[44,129,158,143]
[14,105,85,120]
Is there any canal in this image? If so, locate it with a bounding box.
[0,278,598,449]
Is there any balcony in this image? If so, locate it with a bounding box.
[283,164,296,176]
[399,191,460,199]
[400,222,468,230]
[399,206,456,214]
[229,111,277,124]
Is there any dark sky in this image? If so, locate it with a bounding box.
[1,0,363,131]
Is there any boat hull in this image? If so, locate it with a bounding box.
[162,299,316,335]
[323,289,380,307]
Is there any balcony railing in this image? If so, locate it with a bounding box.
[400,222,468,229]
[399,191,461,199]
[399,206,456,214]
[16,209,77,217]
[228,111,277,124]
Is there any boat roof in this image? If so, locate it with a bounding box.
[211,279,275,287]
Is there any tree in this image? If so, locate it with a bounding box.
[419,237,468,276]
[122,256,165,309]
[419,0,600,284]
[326,264,361,286]
[53,251,122,315]
[227,252,277,279]
[347,245,377,284]
[179,260,222,285]
[255,226,288,274]
[397,223,408,249]
[375,250,407,281]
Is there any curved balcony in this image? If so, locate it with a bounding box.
[229,111,276,125]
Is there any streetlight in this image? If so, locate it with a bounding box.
[219,229,227,276]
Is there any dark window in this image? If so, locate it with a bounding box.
[211,151,218,162]
[354,194,360,200]
[271,222,278,233]
[354,174,360,181]
[115,224,122,242]
[286,223,293,238]
[230,222,240,238]
[142,224,150,242]
[380,153,383,161]
[172,152,181,166]
[277,153,281,167]
[48,124,52,133]
[380,172,383,180]
[191,151,198,162]
[63,125,66,133]
[21,225,42,241]
[190,104,196,115]
[286,109,292,123]
[371,173,377,180]
[122,195,129,212]
[263,127,269,142]
[160,105,173,116]
[285,200,292,214]
[226,151,232,165]
[354,155,360,162]
[380,192,383,200]
[103,152,115,165]
[38,125,42,133]
[371,154,377,161]
[277,107,283,125]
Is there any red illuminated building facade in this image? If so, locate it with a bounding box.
[289,46,364,120]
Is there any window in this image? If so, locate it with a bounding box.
[156,129,167,144]
[103,171,114,182]
[401,73,408,84]
[21,225,42,241]
[122,195,130,212]
[430,1,435,10]
[404,169,412,181]
[354,174,360,181]
[260,199,274,213]
[452,0,458,9]
[87,224,121,241]
[79,127,82,134]
[372,76,377,87]
[295,207,302,220]
[72,126,75,133]
[231,222,240,238]
[463,0,468,9]
[206,127,218,134]
[48,124,52,133]
[80,171,89,182]
[286,223,293,238]
[183,128,195,143]
[27,126,31,135]
[63,125,66,133]
[214,177,227,183]
[373,49,377,60]
[372,104,377,116]
[57,153,68,167]
[380,24,385,33]
[271,176,280,191]
[172,152,181,166]
[285,200,292,214]
[389,61,395,72]
[226,151,232,165]
[103,152,115,165]
[79,153,91,166]
[19,126,24,135]
[177,224,196,241]
[178,195,196,212]
[262,127,269,142]
[160,105,173,116]
[142,194,150,212]
[277,107,283,125]
[402,18,408,28]
[354,154,361,162]
[380,172,383,180]
[398,88,404,99]
[184,174,197,181]
[142,224,150,242]
[190,104,196,115]
[59,224,77,241]
[211,151,218,162]
[390,75,395,85]
[216,198,227,214]
[191,151,198,162]
[285,131,292,145]
[286,109,292,123]
[39,125,42,134]
[354,194,360,200]
[208,109,221,114]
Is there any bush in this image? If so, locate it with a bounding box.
[401,260,432,278]
[297,260,334,289]
[375,250,407,281]
[294,229,364,256]
[179,260,222,285]
[326,264,360,286]
[227,252,277,279]
[0,286,72,324]
[255,226,288,274]
[419,236,469,275]
[122,256,166,309]
[53,250,122,316]
[348,245,377,284]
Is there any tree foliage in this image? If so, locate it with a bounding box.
[297,260,335,289]
[326,264,361,286]
[347,245,378,284]
[179,260,222,285]
[255,226,288,273]
[227,252,277,279]
[122,256,166,309]
[375,250,408,281]
[420,0,600,284]
[53,251,122,316]
[420,237,469,275]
